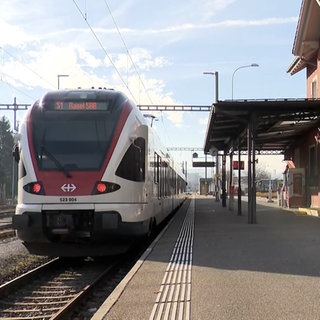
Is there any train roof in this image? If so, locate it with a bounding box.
[31,88,133,113]
[40,88,127,102]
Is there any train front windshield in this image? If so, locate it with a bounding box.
[30,91,126,172]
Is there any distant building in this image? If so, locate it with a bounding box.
[187,172,201,193]
[199,178,214,195]
[287,0,320,207]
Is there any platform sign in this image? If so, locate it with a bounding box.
[192,161,215,168]
[233,160,244,170]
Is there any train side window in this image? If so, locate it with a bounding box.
[18,160,27,179]
[13,144,20,163]
[154,152,160,184]
[116,137,145,182]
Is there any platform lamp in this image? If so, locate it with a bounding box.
[231,63,259,100]
[57,74,69,90]
[203,71,219,103]
[203,71,220,200]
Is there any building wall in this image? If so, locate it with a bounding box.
[290,2,320,207]
[304,48,320,207]
[285,48,320,207]
[306,48,320,99]
[287,126,320,207]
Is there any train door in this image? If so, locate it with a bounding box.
[285,168,305,207]
[153,152,163,221]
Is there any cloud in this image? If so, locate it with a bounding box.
[0,0,299,132]
[116,17,298,35]
[1,41,175,104]
[104,48,170,73]
[0,20,34,47]
[1,44,109,91]
[165,111,185,128]
[172,0,236,23]
[77,47,102,68]
[215,17,298,28]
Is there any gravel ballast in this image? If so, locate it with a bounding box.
[0,239,51,285]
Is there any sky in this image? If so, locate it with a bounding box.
[0,0,305,179]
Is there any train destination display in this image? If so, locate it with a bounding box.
[54,101,106,111]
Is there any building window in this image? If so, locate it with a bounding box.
[309,144,317,185]
[311,80,318,99]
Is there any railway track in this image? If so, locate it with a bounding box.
[0,257,122,319]
[0,231,154,319]
[0,203,182,319]
[0,208,15,240]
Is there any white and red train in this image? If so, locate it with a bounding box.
[12,89,186,257]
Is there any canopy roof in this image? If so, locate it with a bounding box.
[204,99,320,154]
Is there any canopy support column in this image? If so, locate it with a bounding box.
[247,113,257,224]
[237,147,242,216]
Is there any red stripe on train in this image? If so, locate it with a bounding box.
[26,101,132,196]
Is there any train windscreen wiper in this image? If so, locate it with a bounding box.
[40,145,72,178]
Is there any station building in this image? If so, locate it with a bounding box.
[204,0,320,222]
[287,0,320,208]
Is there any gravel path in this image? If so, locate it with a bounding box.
[0,238,51,285]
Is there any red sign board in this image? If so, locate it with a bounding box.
[233,160,244,170]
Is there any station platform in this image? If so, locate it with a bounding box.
[93,195,320,320]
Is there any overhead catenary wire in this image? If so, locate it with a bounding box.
[0,47,53,101]
[72,0,138,104]
[96,3,180,150]
[1,72,38,101]
[1,47,56,89]
[103,0,154,105]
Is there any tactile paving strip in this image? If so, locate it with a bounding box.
[149,199,194,320]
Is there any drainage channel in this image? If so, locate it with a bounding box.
[149,198,195,320]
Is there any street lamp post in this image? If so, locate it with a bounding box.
[203,71,219,103]
[203,71,220,201]
[57,74,69,90]
[231,63,259,100]
[231,63,259,217]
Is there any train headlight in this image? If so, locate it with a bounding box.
[23,181,45,195]
[92,181,120,195]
